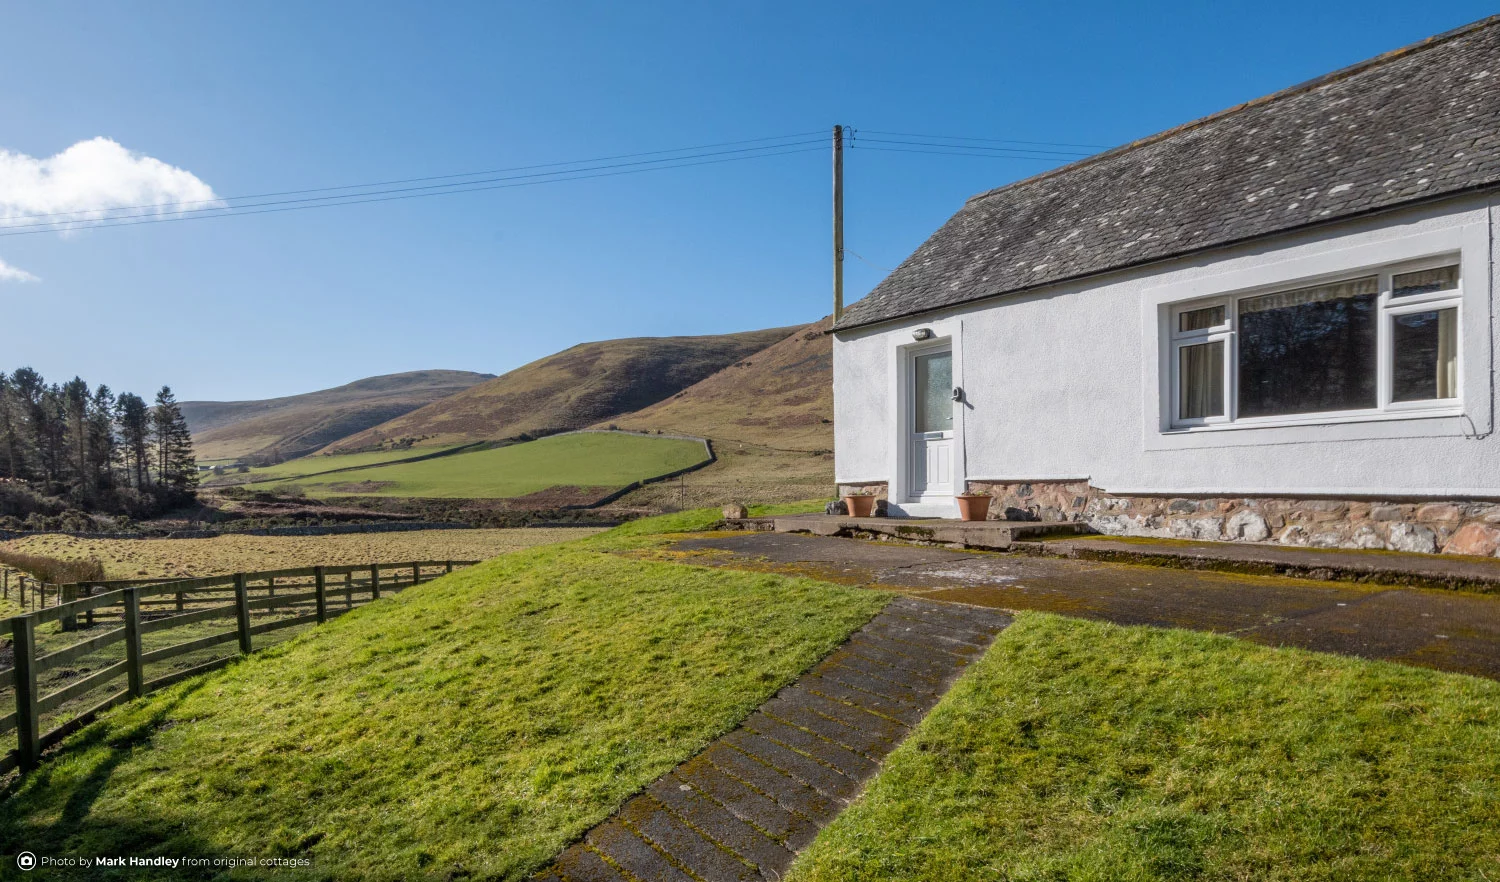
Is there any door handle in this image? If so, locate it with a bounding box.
[951,387,964,403]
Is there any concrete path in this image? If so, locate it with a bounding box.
[534,597,1012,882]
[672,532,1500,681]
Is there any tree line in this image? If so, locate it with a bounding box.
[0,367,197,520]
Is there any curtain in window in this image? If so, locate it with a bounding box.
[1179,341,1224,420]
[1437,308,1457,399]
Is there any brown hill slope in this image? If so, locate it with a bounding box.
[601,318,835,510]
[604,318,832,451]
[184,370,495,462]
[323,327,798,452]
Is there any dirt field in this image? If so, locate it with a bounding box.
[0,528,602,580]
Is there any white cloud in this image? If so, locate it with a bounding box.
[0,137,221,285]
[0,257,38,283]
[0,136,221,232]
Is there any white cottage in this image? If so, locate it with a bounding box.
[832,16,1500,556]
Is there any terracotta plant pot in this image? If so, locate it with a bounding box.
[843,495,877,518]
[955,494,991,522]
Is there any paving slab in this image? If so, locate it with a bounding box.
[537,598,1009,881]
[671,532,1500,680]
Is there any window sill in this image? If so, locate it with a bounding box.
[1164,405,1465,435]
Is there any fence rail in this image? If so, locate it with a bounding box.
[1,559,478,776]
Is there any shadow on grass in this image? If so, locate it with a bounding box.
[0,679,304,880]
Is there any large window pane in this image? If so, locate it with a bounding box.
[1392,308,1458,402]
[913,351,952,433]
[1238,276,1378,417]
[1178,341,1224,420]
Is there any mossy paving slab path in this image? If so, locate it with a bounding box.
[673,532,1500,681]
[533,597,1011,882]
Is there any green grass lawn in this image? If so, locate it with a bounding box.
[234,446,463,481]
[790,613,1500,882]
[263,432,708,498]
[0,515,887,881]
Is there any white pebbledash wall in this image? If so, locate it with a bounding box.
[833,193,1500,555]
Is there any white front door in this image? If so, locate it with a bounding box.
[908,347,954,499]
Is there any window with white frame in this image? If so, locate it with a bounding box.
[1168,257,1461,429]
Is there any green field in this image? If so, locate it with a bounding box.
[264,432,708,498]
[0,513,886,881]
[201,445,464,485]
[791,613,1500,882]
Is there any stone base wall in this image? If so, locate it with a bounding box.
[836,482,889,501]
[967,479,1500,557]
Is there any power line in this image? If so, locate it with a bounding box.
[0,126,1113,239]
[0,139,824,235]
[851,145,1078,161]
[3,130,827,226]
[0,145,825,238]
[846,249,893,273]
[861,129,1109,150]
[856,137,1094,158]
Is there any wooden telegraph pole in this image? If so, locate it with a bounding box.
[832,124,844,323]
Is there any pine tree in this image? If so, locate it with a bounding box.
[62,377,90,497]
[87,385,116,493]
[116,392,151,490]
[0,372,19,479]
[151,386,197,500]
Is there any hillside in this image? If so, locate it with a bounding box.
[598,318,835,509]
[184,370,494,462]
[604,317,832,450]
[323,327,797,451]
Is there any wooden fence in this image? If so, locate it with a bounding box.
[2,568,62,613]
[0,560,477,776]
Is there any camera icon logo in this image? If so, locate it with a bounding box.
[17,851,37,871]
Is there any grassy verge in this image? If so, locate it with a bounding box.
[263,433,708,499]
[1,514,888,880]
[790,613,1500,882]
[748,498,832,516]
[613,442,834,510]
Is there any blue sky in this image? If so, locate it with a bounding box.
[1,1,1492,401]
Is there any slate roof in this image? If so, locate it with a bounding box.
[836,15,1500,331]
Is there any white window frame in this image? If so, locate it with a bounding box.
[1165,253,1463,431]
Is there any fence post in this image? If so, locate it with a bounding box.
[370,564,380,600]
[314,566,327,624]
[123,588,144,698]
[344,572,353,608]
[411,563,420,588]
[445,560,453,574]
[85,585,95,628]
[12,615,39,771]
[268,576,275,598]
[60,583,79,632]
[234,573,252,655]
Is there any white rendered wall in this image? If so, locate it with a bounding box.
[833,194,1500,498]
